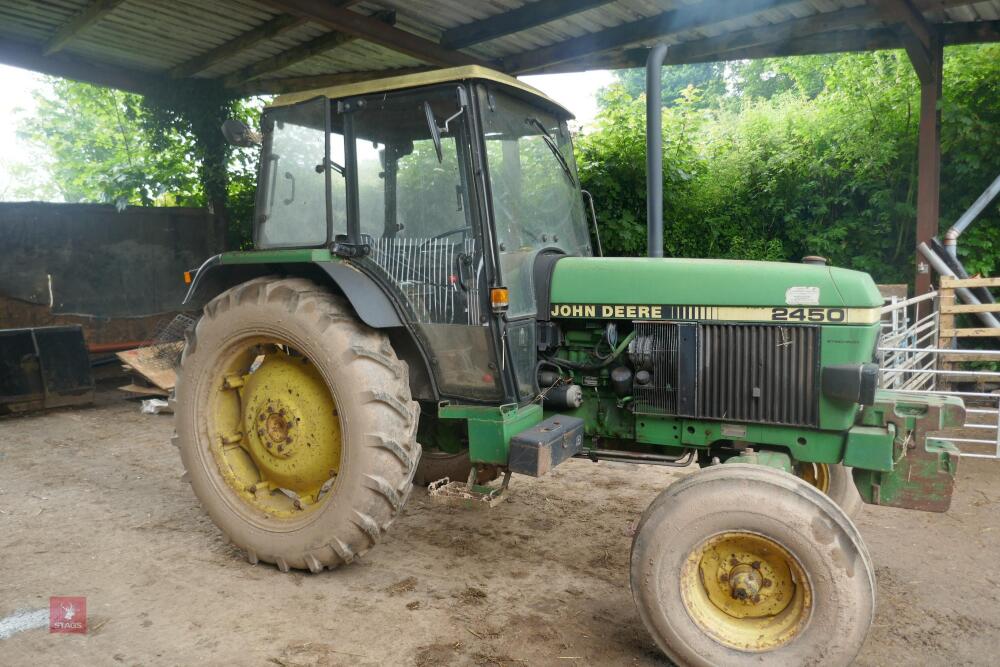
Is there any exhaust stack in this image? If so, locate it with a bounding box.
[646,45,668,258]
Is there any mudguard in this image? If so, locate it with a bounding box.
[183,253,403,329]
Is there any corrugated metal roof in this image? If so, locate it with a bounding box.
[0,0,996,95]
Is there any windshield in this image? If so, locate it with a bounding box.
[479,88,591,317]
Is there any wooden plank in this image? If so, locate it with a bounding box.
[116,343,183,391]
[118,383,169,397]
[940,328,1000,337]
[940,303,1000,314]
[441,0,613,50]
[941,353,1000,362]
[169,15,307,78]
[941,275,1000,288]
[44,0,127,55]
[501,0,804,73]
[261,0,485,67]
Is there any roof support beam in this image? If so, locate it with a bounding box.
[169,15,307,78]
[874,0,936,82]
[260,0,487,67]
[0,37,155,95]
[663,6,879,64]
[43,0,127,55]
[168,0,365,79]
[526,20,1000,73]
[875,0,933,48]
[440,0,614,50]
[233,66,433,96]
[500,0,804,73]
[223,10,396,86]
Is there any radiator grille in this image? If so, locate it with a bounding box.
[631,322,679,415]
[699,323,820,427]
[630,322,820,427]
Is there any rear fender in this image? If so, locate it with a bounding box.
[182,255,436,400]
[183,255,402,329]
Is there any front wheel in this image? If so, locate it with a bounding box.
[630,464,875,666]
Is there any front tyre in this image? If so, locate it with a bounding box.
[630,464,875,666]
[174,277,420,572]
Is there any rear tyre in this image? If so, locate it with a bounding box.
[174,277,420,572]
[795,462,864,519]
[630,464,875,666]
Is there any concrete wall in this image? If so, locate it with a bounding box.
[0,202,221,344]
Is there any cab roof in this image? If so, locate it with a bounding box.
[267,65,572,118]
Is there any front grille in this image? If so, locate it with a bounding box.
[630,321,820,427]
[699,323,820,426]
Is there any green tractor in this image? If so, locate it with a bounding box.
[176,57,963,665]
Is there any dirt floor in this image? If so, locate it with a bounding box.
[2,384,1000,666]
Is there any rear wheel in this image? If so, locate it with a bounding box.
[630,464,875,666]
[174,277,420,572]
[794,462,864,518]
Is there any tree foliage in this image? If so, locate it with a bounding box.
[18,79,261,248]
[580,45,1000,283]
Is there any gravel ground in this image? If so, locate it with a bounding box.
[1,385,999,666]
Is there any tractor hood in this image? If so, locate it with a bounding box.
[547,257,883,324]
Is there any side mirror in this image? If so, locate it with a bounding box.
[221,118,261,147]
[422,102,443,163]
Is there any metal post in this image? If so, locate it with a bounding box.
[646,44,667,258]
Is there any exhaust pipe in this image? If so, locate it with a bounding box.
[646,44,667,258]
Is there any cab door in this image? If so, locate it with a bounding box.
[343,86,504,402]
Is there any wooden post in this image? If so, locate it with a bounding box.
[912,34,943,302]
[937,276,956,390]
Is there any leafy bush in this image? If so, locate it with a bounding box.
[579,45,1000,284]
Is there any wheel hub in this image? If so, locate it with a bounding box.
[795,462,831,493]
[253,402,299,458]
[680,531,812,651]
[208,342,342,518]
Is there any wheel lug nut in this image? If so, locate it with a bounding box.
[257,428,265,436]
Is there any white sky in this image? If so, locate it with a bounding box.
[0,64,615,202]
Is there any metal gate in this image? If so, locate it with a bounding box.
[878,289,1000,459]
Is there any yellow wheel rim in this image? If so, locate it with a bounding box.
[795,462,831,494]
[207,339,341,519]
[680,531,812,652]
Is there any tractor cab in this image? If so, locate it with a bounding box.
[255,67,592,404]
